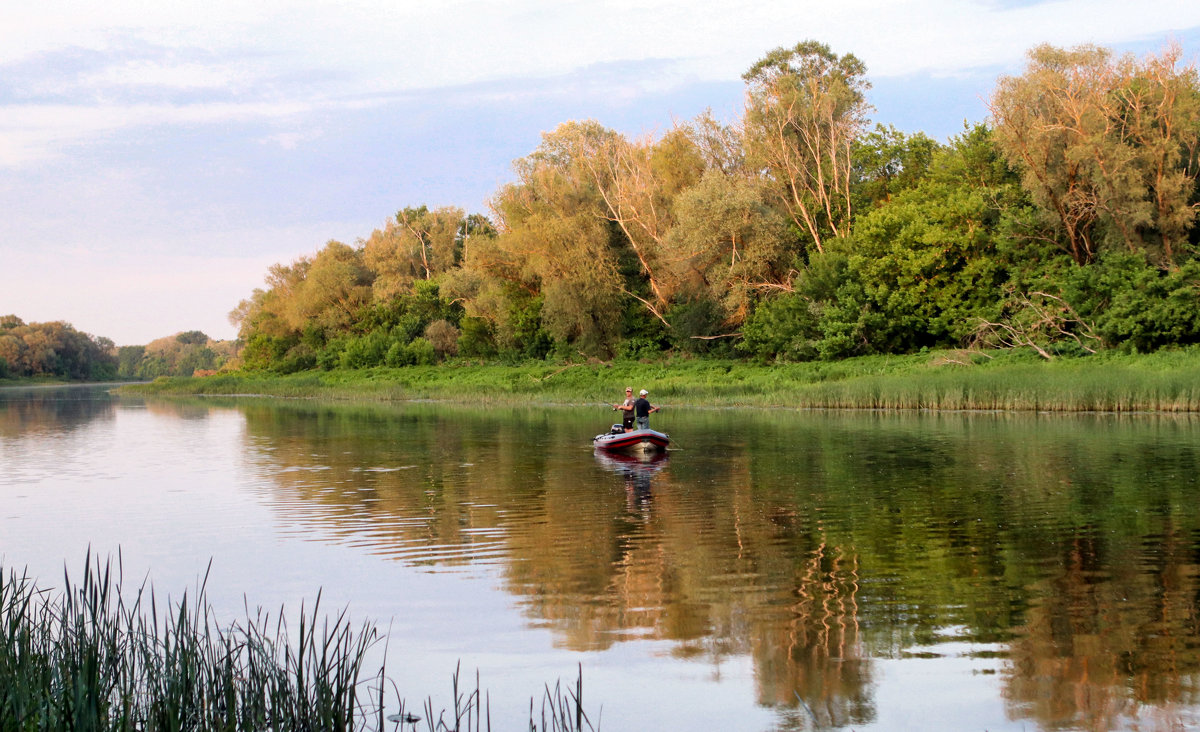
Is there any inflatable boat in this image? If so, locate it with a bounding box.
[592,425,670,453]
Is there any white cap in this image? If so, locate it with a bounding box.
[639,389,648,395]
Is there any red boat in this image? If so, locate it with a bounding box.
[592,425,670,453]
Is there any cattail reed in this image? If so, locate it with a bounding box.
[0,552,595,731]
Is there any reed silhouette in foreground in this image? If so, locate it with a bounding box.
[0,552,595,731]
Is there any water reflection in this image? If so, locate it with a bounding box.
[8,388,1200,730]
[1005,524,1200,730]
[593,450,668,510]
[222,402,1200,730]
[0,384,117,437]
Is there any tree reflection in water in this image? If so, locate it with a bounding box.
[0,385,117,438]
[1005,525,1200,730]
[201,399,1200,730]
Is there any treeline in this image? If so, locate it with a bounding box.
[114,331,238,380]
[0,317,236,381]
[0,316,117,380]
[231,41,1200,373]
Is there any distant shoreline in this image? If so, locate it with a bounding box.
[119,349,1200,413]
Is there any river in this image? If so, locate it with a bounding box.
[2,384,1199,730]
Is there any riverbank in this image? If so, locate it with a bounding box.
[121,348,1200,412]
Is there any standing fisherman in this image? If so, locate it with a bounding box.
[633,389,660,431]
[612,386,636,432]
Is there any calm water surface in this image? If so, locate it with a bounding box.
[2,384,1200,731]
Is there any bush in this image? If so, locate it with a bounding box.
[1062,253,1200,353]
[405,337,437,366]
[457,317,497,358]
[339,332,390,369]
[278,343,317,373]
[739,292,819,361]
[424,319,460,358]
[667,298,731,356]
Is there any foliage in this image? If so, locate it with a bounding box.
[117,331,238,378]
[220,40,1200,373]
[851,124,940,210]
[0,554,596,732]
[739,291,820,361]
[991,43,1200,264]
[0,315,116,380]
[1060,251,1200,352]
[742,40,872,253]
[123,349,1200,413]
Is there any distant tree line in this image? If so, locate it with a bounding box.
[114,331,238,380]
[0,317,236,381]
[0,316,117,380]
[230,41,1200,373]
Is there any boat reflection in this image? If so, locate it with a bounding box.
[594,450,669,508]
[592,449,669,478]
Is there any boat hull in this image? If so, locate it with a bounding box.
[592,428,670,453]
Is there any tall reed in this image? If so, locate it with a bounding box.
[0,552,596,731]
[126,348,1200,413]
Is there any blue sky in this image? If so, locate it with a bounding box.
[3,0,1200,345]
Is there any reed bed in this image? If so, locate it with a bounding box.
[0,553,595,731]
[127,348,1200,413]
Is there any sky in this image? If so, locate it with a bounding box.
[3,1,1200,346]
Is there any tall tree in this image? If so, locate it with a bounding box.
[991,43,1200,265]
[742,41,872,254]
[486,121,627,356]
[664,170,795,325]
[290,241,374,333]
[230,257,311,341]
[575,124,708,323]
[364,206,466,299]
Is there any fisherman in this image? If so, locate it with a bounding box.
[633,389,660,431]
[612,386,636,432]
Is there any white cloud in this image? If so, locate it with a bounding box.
[261,129,324,150]
[79,61,252,92]
[0,100,318,167]
[3,0,1199,342]
[7,1,1199,88]
[6,0,1192,168]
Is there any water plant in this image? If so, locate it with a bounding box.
[126,347,1200,413]
[0,552,595,731]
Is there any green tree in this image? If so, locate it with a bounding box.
[739,292,820,361]
[851,124,940,212]
[292,241,374,333]
[743,40,872,254]
[0,318,116,379]
[364,206,466,299]
[486,121,626,357]
[771,125,1020,360]
[664,170,795,326]
[991,43,1200,264]
[1060,252,1200,352]
[175,330,209,345]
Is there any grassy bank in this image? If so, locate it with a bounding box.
[1,554,594,732]
[122,348,1200,412]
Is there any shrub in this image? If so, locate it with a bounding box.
[739,292,819,361]
[457,317,497,358]
[424,319,460,358]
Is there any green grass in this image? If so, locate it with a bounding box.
[0,553,595,731]
[122,348,1200,412]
